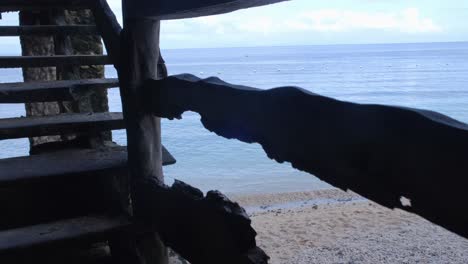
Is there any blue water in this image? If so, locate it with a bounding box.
[1,42,467,194]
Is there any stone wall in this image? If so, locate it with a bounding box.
[19,9,110,151]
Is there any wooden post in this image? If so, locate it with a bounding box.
[119,0,168,262]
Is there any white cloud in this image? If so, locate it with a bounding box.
[296,8,442,33]
[91,1,449,48]
[159,7,441,38]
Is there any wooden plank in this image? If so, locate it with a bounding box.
[0,25,97,36]
[0,112,124,140]
[0,215,130,253]
[0,78,119,103]
[124,0,289,20]
[0,146,176,185]
[0,55,112,68]
[0,0,91,12]
[146,73,468,239]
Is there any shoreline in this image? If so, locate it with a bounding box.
[230,189,468,264]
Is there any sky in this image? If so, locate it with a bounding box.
[0,0,467,50]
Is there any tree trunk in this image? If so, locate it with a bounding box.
[118,6,168,261]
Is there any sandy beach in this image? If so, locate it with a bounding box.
[230,189,468,264]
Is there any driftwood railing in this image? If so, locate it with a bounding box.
[144,75,468,239]
[1,0,466,263]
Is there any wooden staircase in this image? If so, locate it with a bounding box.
[0,1,175,261]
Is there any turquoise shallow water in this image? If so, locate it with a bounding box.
[1,42,467,194]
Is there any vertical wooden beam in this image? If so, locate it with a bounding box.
[119,0,168,262]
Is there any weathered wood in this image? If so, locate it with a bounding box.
[92,0,122,67]
[0,25,97,36]
[0,146,176,186]
[0,215,130,253]
[118,9,168,263]
[0,78,119,103]
[0,0,91,12]
[124,0,289,20]
[145,74,468,239]
[0,55,111,68]
[0,112,125,140]
[134,178,269,264]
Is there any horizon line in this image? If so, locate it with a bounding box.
[160,41,468,51]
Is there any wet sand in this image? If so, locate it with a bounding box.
[230,189,468,264]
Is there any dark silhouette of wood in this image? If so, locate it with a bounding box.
[0,55,111,68]
[124,0,288,20]
[0,112,125,140]
[0,78,119,103]
[92,0,122,67]
[0,146,176,186]
[0,215,130,254]
[117,6,168,262]
[0,25,97,36]
[134,178,269,264]
[144,74,468,239]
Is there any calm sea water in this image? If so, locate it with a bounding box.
[1,42,467,194]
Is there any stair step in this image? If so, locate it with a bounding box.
[0,78,119,103]
[0,215,130,253]
[0,55,112,68]
[0,146,176,186]
[0,112,125,140]
[0,25,98,36]
[0,0,91,12]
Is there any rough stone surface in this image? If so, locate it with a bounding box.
[19,9,110,150]
[65,9,110,141]
[19,11,61,147]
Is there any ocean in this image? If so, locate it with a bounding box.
[1,42,467,194]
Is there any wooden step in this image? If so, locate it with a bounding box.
[0,215,130,253]
[0,146,176,185]
[0,0,91,12]
[0,25,98,36]
[0,112,124,140]
[0,55,112,68]
[0,78,119,103]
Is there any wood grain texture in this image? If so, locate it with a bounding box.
[145,74,468,239]
[0,146,176,186]
[119,18,164,185]
[0,55,111,68]
[0,78,119,103]
[123,0,289,20]
[0,215,130,253]
[118,13,168,263]
[0,112,125,140]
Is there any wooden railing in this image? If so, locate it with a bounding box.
[0,0,466,263]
